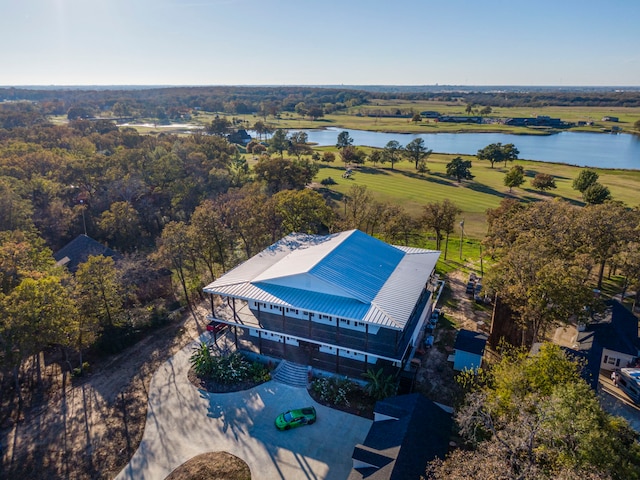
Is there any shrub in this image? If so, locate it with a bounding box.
[321,177,336,185]
[311,376,356,406]
[190,341,215,376]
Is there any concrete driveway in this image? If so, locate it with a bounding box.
[115,336,372,480]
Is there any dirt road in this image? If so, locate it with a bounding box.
[1,303,212,480]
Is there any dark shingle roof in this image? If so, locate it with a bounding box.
[454,329,488,356]
[53,234,119,273]
[349,393,452,480]
[577,300,640,358]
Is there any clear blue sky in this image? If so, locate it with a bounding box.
[1,0,638,86]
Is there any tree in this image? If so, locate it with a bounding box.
[485,237,596,345]
[411,113,422,124]
[287,131,312,160]
[465,103,475,115]
[578,202,634,288]
[383,140,402,169]
[75,255,124,330]
[421,199,461,251]
[336,131,353,150]
[583,183,612,204]
[98,201,143,252]
[380,204,417,246]
[428,344,640,480]
[321,151,335,163]
[188,199,231,278]
[531,172,557,191]
[268,128,288,158]
[153,221,196,307]
[253,120,271,140]
[294,102,308,118]
[477,142,519,169]
[446,157,473,183]
[3,275,78,389]
[339,145,358,166]
[572,169,599,193]
[403,137,432,170]
[479,105,492,116]
[307,105,324,120]
[342,184,374,231]
[368,150,382,167]
[253,156,319,193]
[272,189,333,234]
[501,143,520,167]
[207,116,231,136]
[634,119,640,131]
[504,165,525,192]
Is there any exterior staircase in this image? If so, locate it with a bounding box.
[272,360,309,387]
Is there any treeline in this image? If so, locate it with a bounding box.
[0,85,370,119]
[375,90,640,107]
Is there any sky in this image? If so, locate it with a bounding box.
[0,0,639,87]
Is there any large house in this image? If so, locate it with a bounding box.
[203,229,441,376]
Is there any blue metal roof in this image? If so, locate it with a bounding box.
[203,230,440,329]
[310,229,405,303]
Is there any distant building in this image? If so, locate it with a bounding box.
[227,128,252,145]
[53,234,120,273]
[504,116,570,128]
[602,116,619,122]
[349,393,452,480]
[438,115,482,124]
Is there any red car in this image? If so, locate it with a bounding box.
[207,321,228,334]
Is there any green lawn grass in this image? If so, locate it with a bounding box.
[313,151,640,240]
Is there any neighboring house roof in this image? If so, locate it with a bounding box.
[349,393,452,480]
[454,329,488,356]
[53,234,119,273]
[531,343,599,391]
[577,300,640,358]
[203,230,440,330]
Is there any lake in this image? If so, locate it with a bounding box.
[297,127,640,170]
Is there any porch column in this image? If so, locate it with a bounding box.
[232,298,239,322]
[257,302,261,327]
[394,330,399,355]
[258,329,263,355]
[234,325,238,349]
[365,323,369,352]
[209,294,215,317]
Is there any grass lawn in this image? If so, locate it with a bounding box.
[312,150,640,240]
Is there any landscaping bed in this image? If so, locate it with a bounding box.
[308,376,376,419]
[188,345,271,393]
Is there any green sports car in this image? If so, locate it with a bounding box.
[275,406,316,430]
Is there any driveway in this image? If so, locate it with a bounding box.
[115,335,372,480]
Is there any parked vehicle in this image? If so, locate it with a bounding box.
[275,406,317,430]
[206,321,228,334]
[616,368,640,404]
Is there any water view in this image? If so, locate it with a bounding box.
[298,127,640,170]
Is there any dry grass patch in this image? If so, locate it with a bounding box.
[165,452,250,480]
